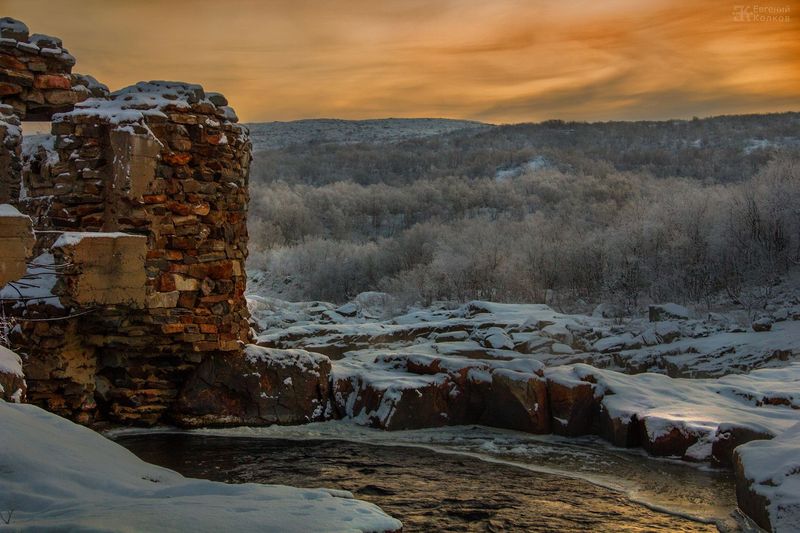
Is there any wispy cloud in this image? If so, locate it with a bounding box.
[7,0,799,122]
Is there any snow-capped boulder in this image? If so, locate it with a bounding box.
[541,323,574,345]
[551,342,575,355]
[479,327,515,350]
[173,346,331,427]
[331,354,549,433]
[752,316,774,332]
[544,363,800,463]
[331,359,455,430]
[592,333,641,353]
[485,368,550,433]
[734,422,800,532]
[334,301,359,317]
[546,373,598,436]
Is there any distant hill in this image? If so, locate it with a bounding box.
[244,118,488,151]
[250,112,800,186]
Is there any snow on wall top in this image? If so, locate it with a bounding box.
[28,33,62,48]
[53,231,144,248]
[71,73,109,94]
[0,17,75,65]
[0,203,28,218]
[55,81,237,126]
[0,17,28,38]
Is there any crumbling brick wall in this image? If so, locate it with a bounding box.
[14,82,253,425]
[0,17,108,206]
[0,17,107,121]
[2,18,253,426]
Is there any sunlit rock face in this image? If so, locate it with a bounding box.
[174,346,331,428]
[734,423,800,533]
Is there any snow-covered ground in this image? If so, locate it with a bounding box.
[249,292,800,531]
[0,401,401,532]
[250,295,800,379]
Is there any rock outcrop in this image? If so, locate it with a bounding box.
[174,345,331,427]
[331,353,550,432]
[733,423,800,532]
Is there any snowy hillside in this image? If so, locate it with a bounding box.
[246,118,487,151]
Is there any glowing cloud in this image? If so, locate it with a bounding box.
[6,0,799,122]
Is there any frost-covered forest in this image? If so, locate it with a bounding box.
[247,113,800,309]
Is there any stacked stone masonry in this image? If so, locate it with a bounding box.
[0,16,108,205]
[0,103,21,203]
[0,17,107,121]
[0,18,252,426]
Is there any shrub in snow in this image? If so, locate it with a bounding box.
[648,303,690,322]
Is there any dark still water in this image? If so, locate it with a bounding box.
[117,434,722,532]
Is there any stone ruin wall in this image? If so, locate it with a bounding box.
[0,18,252,426]
[0,17,107,206]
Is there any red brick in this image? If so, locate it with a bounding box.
[161,323,184,334]
[34,74,72,90]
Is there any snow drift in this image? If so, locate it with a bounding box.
[0,401,401,532]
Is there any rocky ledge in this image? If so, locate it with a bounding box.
[174,345,331,427]
[733,422,800,532]
[171,337,798,531]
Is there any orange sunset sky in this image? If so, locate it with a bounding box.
[4,0,799,123]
